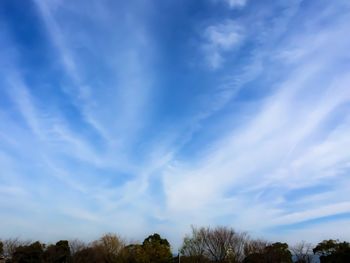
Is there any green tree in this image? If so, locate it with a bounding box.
[264,242,292,263]
[119,233,172,263]
[313,239,350,263]
[142,234,172,263]
[72,247,104,263]
[242,252,263,263]
[243,242,292,263]
[313,239,338,258]
[119,244,149,263]
[0,241,3,256]
[12,241,44,263]
[44,240,71,263]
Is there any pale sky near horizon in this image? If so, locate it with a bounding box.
[1,0,350,249]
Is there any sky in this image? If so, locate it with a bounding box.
[1,0,350,249]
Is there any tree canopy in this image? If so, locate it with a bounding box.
[313,239,350,263]
[1,228,350,263]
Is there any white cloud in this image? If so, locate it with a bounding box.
[202,20,243,69]
[226,0,248,9]
[163,4,350,240]
[1,0,350,248]
[213,0,247,9]
[265,217,350,246]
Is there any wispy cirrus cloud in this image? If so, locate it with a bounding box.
[1,0,350,248]
[162,0,350,244]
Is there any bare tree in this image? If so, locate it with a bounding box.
[181,226,207,262]
[2,238,31,258]
[69,239,86,256]
[243,238,270,258]
[181,226,250,263]
[291,241,315,263]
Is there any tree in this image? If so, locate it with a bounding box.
[68,239,86,257]
[243,253,263,263]
[180,226,250,263]
[12,241,44,263]
[118,233,172,263]
[0,241,3,256]
[291,241,315,263]
[243,239,269,257]
[92,233,125,263]
[2,238,31,259]
[43,240,71,263]
[263,242,292,263]
[243,242,292,263]
[119,244,149,263]
[72,247,104,263]
[313,239,350,263]
[142,233,172,263]
[313,239,338,258]
[242,239,270,263]
[180,226,208,263]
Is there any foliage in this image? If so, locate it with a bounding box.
[1,229,350,263]
[142,233,172,263]
[243,239,269,257]
[243,242,292,263]
[72,246,104,263]
[92,233,125,263]
[264,242,292,263]
[119,233,172,263]
[120,244,149,263]
[43,241,70,263]
[12,241,44,263]
[313,239,350,263]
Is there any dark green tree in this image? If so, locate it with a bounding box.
[71,247,104,263]
[119,244,149,263]
[242,252,263,263]
[142,234,172,263]
[313,239,338,258]
[0,241,3,256]
[264,242,292,263]
[313,239,350,263]
[43,240,70,263]
[12,241,44,263]
[118,234,172,263]
[243,242,292,263]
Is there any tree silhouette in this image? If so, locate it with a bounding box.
[12,241,44,263]
[313,239,350,263]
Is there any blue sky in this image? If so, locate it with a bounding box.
[1,0,350,248]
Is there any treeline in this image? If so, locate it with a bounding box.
[1,226,350,263]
